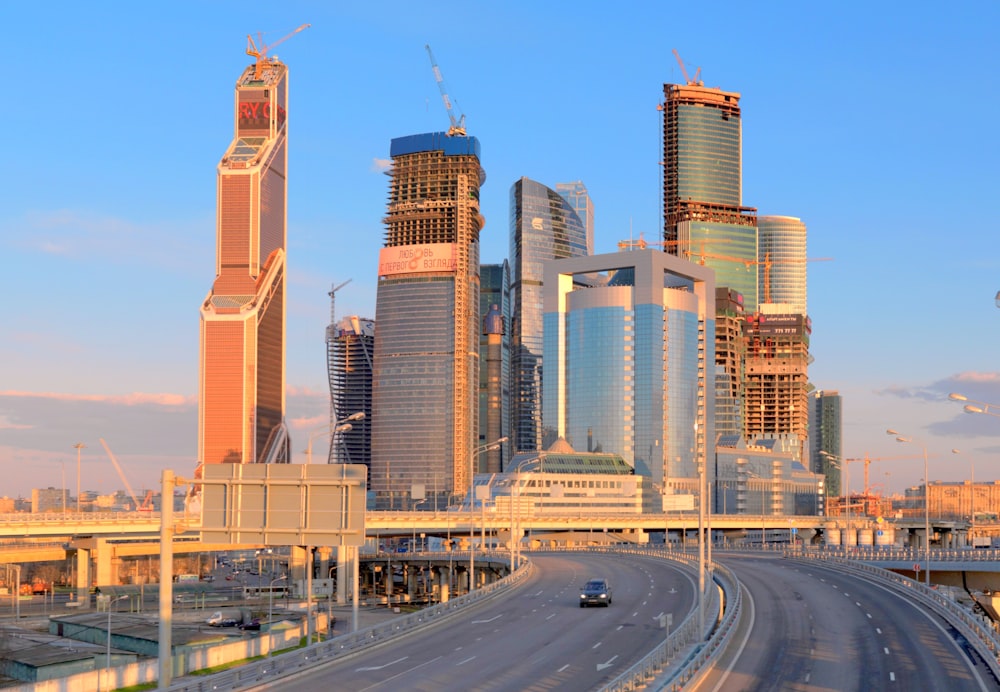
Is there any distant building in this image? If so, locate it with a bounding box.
[31,488,68,513]
[743,312,812,463]
[543,248,715,501]
[758,215,808,313]
[477,437,660,515]
[0,496,18,513]
[198,50,292,467]
[479,262,511,472]
[714,437,824,516]
[509,177,589,454]
[555,181,595,256]
[714,288,746,439]
[661,79,758,309]
[329,316,375,469]
[809,390,843,501]
[371,132,486,510]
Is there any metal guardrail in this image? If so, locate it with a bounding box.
[788,551,1000,682]
[804,545,1000,564]
[164,552,534,691]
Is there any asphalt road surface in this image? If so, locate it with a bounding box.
[261,551,696,692]
[703,554,998,692]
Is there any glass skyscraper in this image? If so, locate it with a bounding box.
[199,51,291,467]
[509,177,588,454]
[479,262,511,472]
[329,316,374,469]
[809,390,843,500]
[542,250,715,496]
[371,132,486,510]
[555,181,595,256]
[758,215,808,312]
[662,82,759,310]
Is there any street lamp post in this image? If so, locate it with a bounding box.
[73,442,85,513]
[820,452,848,550]
[268,574,287,655]
[469,437,507,593]
[887,429,931,587]
[104,594,128,692]
[949,392,1000,419]
[952,448,975,545]
[305,412,365,464]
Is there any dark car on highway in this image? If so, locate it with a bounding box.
[579,579,613,607]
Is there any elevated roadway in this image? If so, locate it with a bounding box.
[242,551,697,692]
[704,553,999,691]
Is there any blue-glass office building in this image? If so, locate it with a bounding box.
[542,250,714,496]
[509,177,588,455]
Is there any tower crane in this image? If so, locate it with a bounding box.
[246,24,311,80]
[846,454,936,497]
[760,253,833,303]
[671,49,702,86]
[425,44,466,136]
[617,234,732,262]
[99,438,143,511]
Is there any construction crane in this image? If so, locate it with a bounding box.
[760,253,833,303]
[672,49,702,86]
[425,44,466,136]
[617,235,732,262]
[99,438,142,511]
[846,454,936,497]
[246,24,310,80]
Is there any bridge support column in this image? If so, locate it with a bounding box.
[317,547,332,583]
[437,566,450,603]
[406,564,418,601]
[94,539,117,587]
[335,547,349,605]
[288,546,308,585]
[74,548,92,607]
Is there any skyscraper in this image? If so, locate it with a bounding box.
[661,80,758,310]
[510,177,588,454]
[809,390,843,500]
[543,249,715,497]
[371,132,486,510]
[329,316,375,469]
[555,181,595,256]
[198,52,291,467]
[479,262,511,472]
[758,215,808,312]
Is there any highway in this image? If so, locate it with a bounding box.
[259,551,696,692]
[704,554,998,691]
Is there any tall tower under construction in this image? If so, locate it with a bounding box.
[661,74,758,310]
[329,315,375,469]
[198,46,292,467]
[370,132,486,509]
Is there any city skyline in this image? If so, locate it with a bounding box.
[2,3,999,498]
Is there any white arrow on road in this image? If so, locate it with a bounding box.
[597,654,619,671]
[356,656,408,671]
[471,614,504,624]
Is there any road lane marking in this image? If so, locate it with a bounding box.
[356,656,408,671]
[890,672,895,681]
[471,614,503,624]
[546,613,555,620]
[876,628,882,634]
[884,647,890,654]
[455,656,476,666]
[558,664,570,672]
[866,613,872,619]
[597,654,619,671]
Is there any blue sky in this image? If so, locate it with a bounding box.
[2,2,999,499]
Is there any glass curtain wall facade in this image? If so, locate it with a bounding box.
[809,389,842,500]
[543,250,714,497]
[371,133,486,510]
[555,181,595,256]
[199,57,290,467]
[479,262,511,472]
[330,317,375,471]
[510,177,588,455]
[758,215,807,312]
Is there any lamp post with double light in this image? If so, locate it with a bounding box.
[468,437,507,593]
[820,452,849,549]
[887,429,930,586]
[952,448,976,544]
[304,412,365,464]
[73,443,85,513]
[949,392,1000,419]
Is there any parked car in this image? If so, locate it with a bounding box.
[579,579,613,607]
